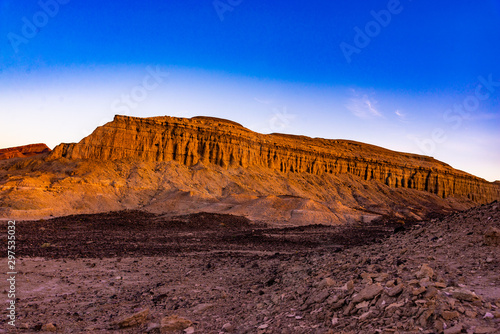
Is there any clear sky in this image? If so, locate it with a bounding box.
[1,0,499,181]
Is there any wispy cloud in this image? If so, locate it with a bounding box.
[254,97,273,105]
[395,109,409,122]
[346,91,382,119]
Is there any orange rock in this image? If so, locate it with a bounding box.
[48,115,500,204]
[160,315,192,332]
[0,143,51,160]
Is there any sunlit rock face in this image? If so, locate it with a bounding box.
[0,144,50,160]
[50,115,499,204]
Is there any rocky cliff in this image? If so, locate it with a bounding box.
[0,143,51,160]
[49,115,499,204]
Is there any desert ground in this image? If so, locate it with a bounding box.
[1,202,499,333]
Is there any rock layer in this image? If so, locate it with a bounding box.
[0,143,51,160]
[49,115,499,204]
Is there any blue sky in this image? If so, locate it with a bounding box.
[1,0,499,181]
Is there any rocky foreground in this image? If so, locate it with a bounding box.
[1,202,499,333]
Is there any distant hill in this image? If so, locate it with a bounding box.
[0,143,51,160]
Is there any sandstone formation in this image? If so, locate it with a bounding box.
[1,115,499,223]
[49,115,499,203]
[0,143,50,160]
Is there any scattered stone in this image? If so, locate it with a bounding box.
[356,300,370,309]
[115,308,150,328]
[41,323,57,332]
[374,273,389,282]
[435,282,447,288]
[465,310,477,318]
[184,327,195,334]
[359,310,375,321]
[424,286,438,299]
[9,197,500,334]
[443,323,463,334]
[441,310,459,320]
[160,315,192,332]
[342,280,355,292]
[412,286,426,296]
[331,298,345,310]
[386,301,405,310]
[483,312,494,319]
[474,327,498,334]
[312,290,330,304]
[419,308,434,327]
[415,264,434,279]
[352,284,384,303]
[386,284,404,297]
[192,303,214,314]
[450,288,481,302]
[222,323,234,332]
[146,323,161,333]
[434,319,445,332]
[484,227,500,246]
[386,279,395,287]
[318,277,336,288]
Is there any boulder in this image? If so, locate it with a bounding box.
[352,284,384,304]
[115,308,150,328]
[160,315,192,333]
[484,227,500,246]
[449,288,480,302]
[415,264,434,279]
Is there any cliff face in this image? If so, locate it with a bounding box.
[0,144,51,160]
[49,115,499,204]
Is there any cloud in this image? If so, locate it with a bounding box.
[346,93,382,119]
[395,109,410,123]
[254,97,273,105]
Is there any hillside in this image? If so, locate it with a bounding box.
[0,115,498,223]
[0,143,50,160]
